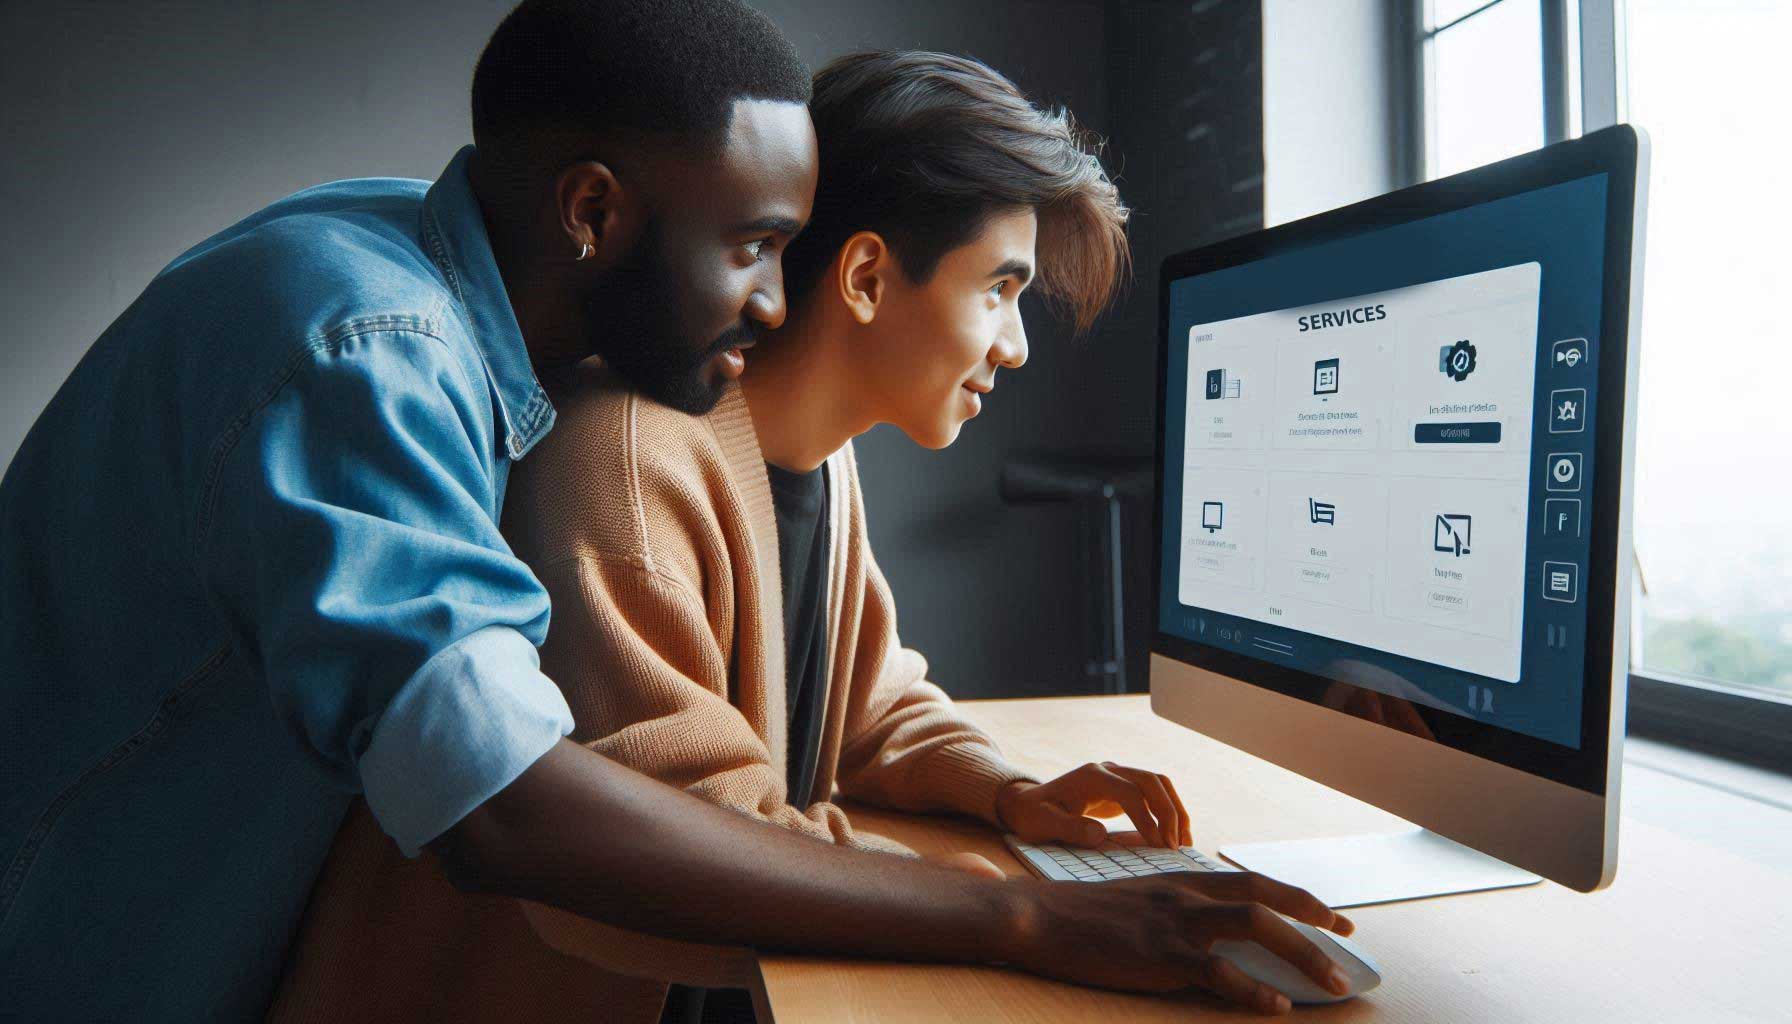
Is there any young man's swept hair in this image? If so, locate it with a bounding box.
[471,0,811,158]
[782,51,1130,334]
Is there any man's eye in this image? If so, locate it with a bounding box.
[989,281,1007,298]
[745,240,769,262]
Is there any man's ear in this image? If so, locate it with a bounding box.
[836,231,890,325]
[556,160,647,265]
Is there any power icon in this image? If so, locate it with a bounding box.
[1546,452,1583,492]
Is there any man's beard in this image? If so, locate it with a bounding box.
[585,225,762,415]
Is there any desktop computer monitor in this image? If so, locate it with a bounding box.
[1150,125,1648,900]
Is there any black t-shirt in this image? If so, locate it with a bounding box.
[764,461,830,805]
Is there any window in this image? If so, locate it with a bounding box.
[1410,0,1791,767]
[1624,0,1792,703]
[1424,0,1549,179]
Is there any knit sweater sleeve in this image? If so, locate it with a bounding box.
[830,467,1039,827]
[533,549,912,857]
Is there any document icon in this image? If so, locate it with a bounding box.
[1542,561,1579,603]
[1201,501,1224,533]
[1308,498,1336,525]
[1433,513,1472,557]
[1313,358,1340,396]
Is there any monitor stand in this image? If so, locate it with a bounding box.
[1219,827,1542,908]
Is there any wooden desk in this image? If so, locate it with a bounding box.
[757,695,1789,1023]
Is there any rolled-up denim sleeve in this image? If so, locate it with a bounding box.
[359,624,570,854]
[200,328,573,855]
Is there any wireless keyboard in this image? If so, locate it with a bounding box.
[1004,834,1238,883]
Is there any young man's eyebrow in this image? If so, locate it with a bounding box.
[732,215,805,236]
[990,258,1034,285]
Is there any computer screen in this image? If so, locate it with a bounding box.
[1156,174,1609,751]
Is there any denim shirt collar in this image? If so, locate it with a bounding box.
[421,146,555,461]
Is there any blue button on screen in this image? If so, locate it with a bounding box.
[1414,421,1503,444]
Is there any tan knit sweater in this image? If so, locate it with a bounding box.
[504,363,1034,848]
[267,366,1033,1022]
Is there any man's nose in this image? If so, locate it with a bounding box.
[995,314,1028,369]
[745,269,788,330]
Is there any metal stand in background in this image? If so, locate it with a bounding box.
[1001,456,1153,695]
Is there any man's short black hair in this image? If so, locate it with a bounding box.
[471,0,811,156]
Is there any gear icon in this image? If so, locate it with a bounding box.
[1441,339,1477,382]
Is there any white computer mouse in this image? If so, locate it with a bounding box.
[1210,921,1382,1004]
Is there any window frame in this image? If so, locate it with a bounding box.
[1408,0,1575,181]
[1398,0,1791,775]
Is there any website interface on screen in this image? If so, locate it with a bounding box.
[1158,175,1609,749]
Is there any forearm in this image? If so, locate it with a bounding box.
[698,783,915,856]
[430,738,1021,961]
[431,741,1363,1013]
[583,709,911,854]
[839,681,1035,825]
[642,754,916,855]
[845,738,1033,825]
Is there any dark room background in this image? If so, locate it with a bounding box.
[2,1,1399,699]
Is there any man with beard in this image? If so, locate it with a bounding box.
[0,1,1345,1019]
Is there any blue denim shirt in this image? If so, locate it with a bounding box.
[0,147,576,1020]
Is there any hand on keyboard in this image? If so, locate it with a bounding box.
[995,762,1193,848]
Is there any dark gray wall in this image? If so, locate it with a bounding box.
[0,0,1262,700]
[1097,0,1266,692]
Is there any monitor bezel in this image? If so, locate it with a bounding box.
[1151,125,1643,797]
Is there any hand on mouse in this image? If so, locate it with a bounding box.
[998,870,1356,1015]
[995,762,1192,848]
